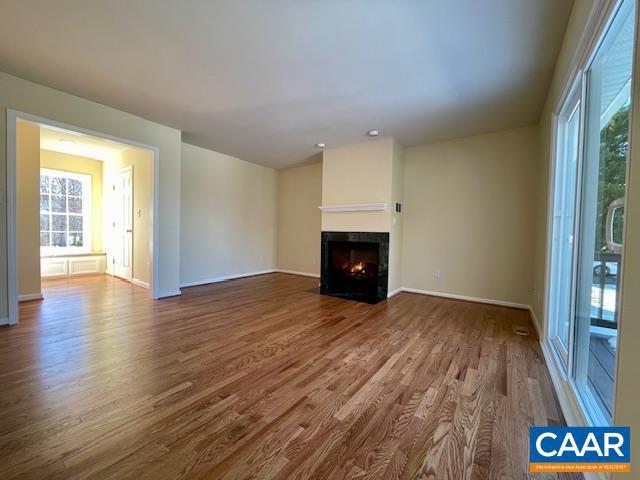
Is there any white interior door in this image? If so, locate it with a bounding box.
[113,166,133,281]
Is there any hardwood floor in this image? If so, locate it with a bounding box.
[0,273,573,479]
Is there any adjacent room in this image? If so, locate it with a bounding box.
[0,1,639,479]
[16,119,155,304]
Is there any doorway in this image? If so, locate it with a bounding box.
[7,110,160,325]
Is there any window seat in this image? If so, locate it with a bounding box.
[41,253,107,278]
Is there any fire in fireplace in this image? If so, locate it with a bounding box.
[349,260,367,276]
[320,232,389,303]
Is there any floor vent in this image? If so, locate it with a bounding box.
[513,325,529,336]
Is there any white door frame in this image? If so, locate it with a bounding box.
[6,109,161,325]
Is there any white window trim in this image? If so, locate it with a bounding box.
[40,168,92,255]
[548,78,582,372]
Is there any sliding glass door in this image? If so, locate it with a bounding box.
[573,0,635,423]
[547,0,636,424]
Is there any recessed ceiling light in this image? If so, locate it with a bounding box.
[315,143,326,148]
[59,138,75,145]
[367,130,380,137]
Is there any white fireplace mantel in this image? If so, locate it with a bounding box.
[318,202,388,213]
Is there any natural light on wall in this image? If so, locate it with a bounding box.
[40,125,128,162]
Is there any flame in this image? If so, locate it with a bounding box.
[350,261,366,274]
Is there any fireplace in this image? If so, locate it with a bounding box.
[320,232,389,303]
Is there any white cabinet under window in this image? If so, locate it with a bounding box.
[41,254,107,279]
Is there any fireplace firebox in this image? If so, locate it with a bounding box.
[320,232,389,303]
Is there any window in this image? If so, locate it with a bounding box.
[40,169,91,253]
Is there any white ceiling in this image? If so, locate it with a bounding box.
[0,0,573,168]
[40,124,131,162]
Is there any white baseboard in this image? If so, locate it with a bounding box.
[157,290,182,299]
[18,293,44,302]
[42,272,104,280]
[528,306,542,339]
[131,278,150,289]
[180,269,276,288]
[387,288,402,298]
[276,269,320,278]
[400,287,530,310]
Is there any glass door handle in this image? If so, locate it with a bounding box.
[606,198,625,253]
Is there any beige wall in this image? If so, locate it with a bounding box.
[402,126,538,306]
[16,120,40,297]
[0,72,182,320]
[388,140,405,293]
[103,148,153,285]
[277,161,322,275]
[40,150,104,253]
[321,138,394,232]
[180,143,277,285]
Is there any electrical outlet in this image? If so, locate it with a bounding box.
[434,269,442,279]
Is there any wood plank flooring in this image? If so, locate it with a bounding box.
[0,273,575,479]
[588,336,615,418]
